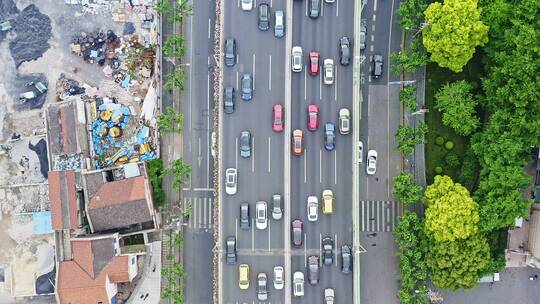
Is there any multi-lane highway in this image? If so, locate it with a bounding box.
[290,1,354,303]
[221,0,287,303]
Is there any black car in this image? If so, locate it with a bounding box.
[240,130,252,158]
[240,203,250,230]
[341,244,352,274]
[223,87,235,114]
[224,38,236,67]
[372,54,383,78]
[226,236,237,265]
[339,36,351,66]
[308,0,320,18]
[258,3,270,31]
[322,237,334,266]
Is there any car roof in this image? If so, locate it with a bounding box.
[325,123,335,130]
[324,58,333,65]
[293,129,303,136]
[226,168,236,173]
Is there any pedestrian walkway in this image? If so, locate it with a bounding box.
[183,196,213,229]
[360,201,402,232]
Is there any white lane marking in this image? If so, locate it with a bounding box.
[193,198,198,228]
[193,188,214,191]
[270,0,273,7]
[235,137,239,169]
[236,71,239,91]
[268,137,271,173]
[319,149,322,184]
[208,18,211,39]
[371,34,375,42]
[203,197,207,226]
[304,233,307,267]
[304,66,307,101]
[252,137,255,173]
[268,219,271,251]
[237,0,240,8]
[319,68,322,100]
[373,15,376,22]
[336,0,339,17]
[198,137,202,168]
[305,0,308,16]
[252,218,255,250]
[370,45,374,52]
[321,0,324,16]
[334,150,337,185]
[208,198,212,228]
[374,0,378,11]
[207,73,210,188]
[372,24,376,32]
[361,201,365,231]
[235,218,238,246]
[269,55,272,91]
[253,53,256,87]
[319,233,323,262]
[236,53,239,64]
[334,64,338,101]
[304,148,307,183]
[334,233,338,267]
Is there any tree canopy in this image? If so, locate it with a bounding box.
[424,175,480,242]
[158,107,185,133]
[423,0,489,72]
[434,80,479,136]
[393,172,423,207]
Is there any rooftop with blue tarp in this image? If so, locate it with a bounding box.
[33,211,53,235]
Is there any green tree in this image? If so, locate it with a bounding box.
[399,85,417,110]
[395,122,428,156]
[158,107,184,133]
[393,172,423,206]
[395,212,430,304]
[414,121,428,145]
[391,38,429,74]
[434,80,479,136]
[398,0,428,30]
[165,158,192,189]
[424,175,480,242]
[164,35,186,59]
[164,68,186,91]
[427,233,490,290]
[147,159,166,208]
[423,0,489,72]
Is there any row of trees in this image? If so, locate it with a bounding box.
[162,232,186,303]
[395,122,428,156]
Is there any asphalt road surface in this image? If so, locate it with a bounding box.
[289,0,354,303]
[180,0,216,303]
[221,0,287,303]
[359,0,403,303]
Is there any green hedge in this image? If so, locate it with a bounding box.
[148,158,166,208]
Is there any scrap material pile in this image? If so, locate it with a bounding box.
[69,30,155,89]
[91,96,155,169]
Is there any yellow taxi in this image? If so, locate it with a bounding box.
[322,189,334,214]
[238,263,250,290]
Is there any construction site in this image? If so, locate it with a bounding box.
[0,0,160,302]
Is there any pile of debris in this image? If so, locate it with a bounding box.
[55,74,87,100]
[69,31,155,90]
[91,96,155,168]
[65,0,157,26]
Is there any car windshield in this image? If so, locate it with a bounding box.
[275,115,282,125]
[294,138,301,149]
[312,56,318,65]
[227,174,234,183]
[342,120,349,129]
[242,78,250,90]
[309,112,317,119]
[240,135,249,148]
[258,209,265,218]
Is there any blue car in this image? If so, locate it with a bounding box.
[324,123,335,151]
[241,74,253,101]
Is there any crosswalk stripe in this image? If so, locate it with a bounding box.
[182,196,214,229]
[360,200,401,232]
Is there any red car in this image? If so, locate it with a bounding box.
[272,104,284,132]
[307,104,319,131]
[308,51,320,76]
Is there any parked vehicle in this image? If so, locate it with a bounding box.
[238,264,250,289]
[341,244,352,274]
[292,46,303,72]
[339,108,350,134]
[372,54,383,78]
[257,273,268,301]
[322,237,333,265]
[307,196,319,222]
[256,201,268,230]
[274,10,285,38]
[272,194,283,220]
[225,168,237,195]
[226,236,237,265]
[293,271,305,297]
[225,38,236,67]
[323,59,334,85]
[339,36,352,65]
[292,219,304,247]
[224,87,235,114]
[307,255,320,284]
[258,3,270,31]
[273,266,284,290]
[239,203,250,230]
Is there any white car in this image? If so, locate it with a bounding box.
[358,141,363,164]
[366,150,377,175]
[256,201,268,230]
[307,196,318,222]
[324,288,335,304]
[339,108,350,134]
[241,0,253,11]
[225,168,237,195]
[325,0,336,3]
[293,271,304,297]
[323,58,334,85]
[292,46,303,72]
[273,266,284,290]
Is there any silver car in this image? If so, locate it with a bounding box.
[257,273,268,301]
[225,168,237,195]
[272,194,283,220]
[307,196,318,222]
[274,10,285,38]
[339,108,350,134]
[323,58,334,85]
[292,46,303,72]
[324,288,335,304]
[366,150,377,175]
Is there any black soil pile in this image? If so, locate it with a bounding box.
[9,4,52,67]
[28,138,49,178]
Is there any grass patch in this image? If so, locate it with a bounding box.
[425,53,484,184]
